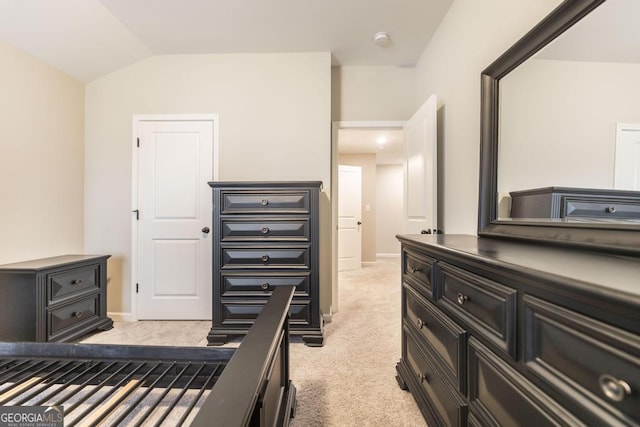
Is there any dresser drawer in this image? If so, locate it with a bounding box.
[404,284,467,392]
[524,296,640,426]
[48,264,99,304]
[438,262,517,357]
[48,295,98,337]
[221,191,310,214]
[469,337,584,427]
[221,273,310,297]
[405,330,468,426]
[221,219,309,241]
[403,249,436,297]
[562,196,640,219]
[219,299,311,327]
[221,247,310,269]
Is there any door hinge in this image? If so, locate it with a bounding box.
[136,283,139,293]
[137,137,140,147]
[132,209,139,220]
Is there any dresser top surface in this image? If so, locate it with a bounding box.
[397,234,640,300]
[208,181,322,189]
[0,255,110,272]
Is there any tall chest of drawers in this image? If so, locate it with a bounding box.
[396,234,640,427]
[207,181,324,346]
[0,255,113,342]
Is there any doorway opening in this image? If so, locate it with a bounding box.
[331,121,405,315]
[331,95,440,316]
[337,125,406,268]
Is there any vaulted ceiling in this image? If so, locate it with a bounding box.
[0,0,453,82]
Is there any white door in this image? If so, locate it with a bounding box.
[404,94,438,234]
[338,165,362,271]
[614,123,640,190]
[135,119,214,319]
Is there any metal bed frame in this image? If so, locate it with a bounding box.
[0,286,297,426]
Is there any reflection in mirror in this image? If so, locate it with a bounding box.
[496,0,640,221]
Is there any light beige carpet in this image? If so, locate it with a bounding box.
[82,257,426,426]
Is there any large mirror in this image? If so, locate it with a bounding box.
[478,0,640,254]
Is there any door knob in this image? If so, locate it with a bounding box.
[357,221,362,225]
[202,227,210,234]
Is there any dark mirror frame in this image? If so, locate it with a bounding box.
[478,0,640,256]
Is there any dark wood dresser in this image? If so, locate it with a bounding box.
[396,234,640,427]
[207,181,324,346]
[0,255,113,342]
[510,187,640,220]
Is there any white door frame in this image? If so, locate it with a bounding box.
[331,120,405,316]
[130,114,219,321]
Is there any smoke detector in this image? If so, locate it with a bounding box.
[373,32,391,47]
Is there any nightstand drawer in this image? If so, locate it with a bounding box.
[562,196,640,219]
[221,219,309,241]
[49,295,98,337]
[48,265,99,304]
[405,330,468,426]
[221,191,310,214]
[438,262,517,357]
[221,273,310,297]
[404,284,467,391]
[403,249,435,297]
[219,299,311,327]
[524,296,640,425]
[222,247,310,269]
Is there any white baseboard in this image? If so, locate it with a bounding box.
[376,253,401,258]
[107,312,136,322]
[322,306,333,324]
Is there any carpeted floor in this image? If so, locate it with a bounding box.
[81,257,426,426]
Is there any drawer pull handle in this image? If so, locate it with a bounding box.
[261,227,270,234]
[605,206,616,214]
[261,199,269,206]
[457,293,469,305]
[71,279,83,285]
[72,311,83,318]
[261,282,270,290]
[261,255,270,262]
[418,373,427,383]
[599,374,631,402]
[416,319,426,329]
[410,266,420,273]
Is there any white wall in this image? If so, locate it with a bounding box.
[414,0,563,234]
[84,52,332,318]
[332,65,418,121]
[0,40,84,264]
[499,59,640,194]
[376,164,403,255]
